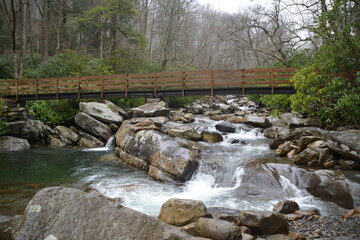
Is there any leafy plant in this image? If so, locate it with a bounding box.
[260,95,291,114]
[164,96,203,108]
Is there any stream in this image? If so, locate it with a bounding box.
[0,117,358,217]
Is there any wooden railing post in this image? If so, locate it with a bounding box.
[56,78,59,99]
[154,73,157,98]
[241,69,245,95]
[78,77,81,99]
[270,70,275,94]
[101,76,104,99]
[182,71,186,97]
[210,70,215,96]
[15,78,19,101]
[125,74,129,98]
[35,78,39,100]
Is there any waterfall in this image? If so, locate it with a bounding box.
[82,135,115,152]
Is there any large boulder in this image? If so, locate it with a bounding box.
[201,131,223,143]
[0,136,30,151]
[194,217,242,240]
[54,126,81,145]
[6,119,48,142]
[324,131,360,161]
[238,210,288,235]
[158,198,207,227]
[131,101,170,118]
[124,130,200,181]
[14,187,195,240]
[75,112,112,140]
[79,102,123,124]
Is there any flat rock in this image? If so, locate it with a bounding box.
[14,187,195,240]
[79,102,123,124]
[0,136,30,151]
[131,101,170,118]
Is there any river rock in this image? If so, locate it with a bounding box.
[121,130,200,181]
[294,148,320,165]
[168,127,202,141]
[274,141,293,157]
[339,159,360,170]
[131,101,170,118]
[215,121,237,133]
[206,207,241,224]
[297,136,320,153]
[244,114,272,128]
[114,120,134,148]
[76,129,104,148]
[148,165,175,182]
[79,102,123,124]
[273,200,300,214]
[236,161,283,198]
[47,135,66,147]
[104,100,129,119]
[54,126,81,145]
[194,218,242,240]
[266,234,292,240]
[115,147,148,171]
[201,131,223,143]
[238,210,288,235]
[280,113,312,128]
[0,136,30,151]
[324,131,360,161]
[158,198,207,227]
[75,112,112,140]
[14,187,195,240]
[130,117,169,126]
[5,119,48,142]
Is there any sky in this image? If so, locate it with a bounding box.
[198,0,268,13]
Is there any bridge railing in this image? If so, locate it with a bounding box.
[0,67,300,100]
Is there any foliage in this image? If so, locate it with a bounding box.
[111,98,146,109]
[0,55,13,79]
[28,100,79,125]
[290,68,360,128]
[260,95,291,113]
[26,50,113,78]
[164,96,201,108]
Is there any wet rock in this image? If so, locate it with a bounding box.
[297,136,320,153]
[209,115,229,121]
[273,200,300,214]
[74,112,112,141]
[323,160,336,169]
[172,114,195,123]
[6,119,48,142]
[114,120,134,149]
[294,148,320,165]
[76,129,104,148]
[238,210,288,235]
[324,131,360,161]
[132,119,161,133]
[148,166,175,182]
[115,147,148,171]
[244,114,272,128]
[274,141,293,157]
[237,162,283,198]
[228,116,245,124]
[319,148,335,166]
[158,198,207,227]
[194,217,242,240]
[168,128,202,141]
[124,130,200,181]
[47,135,66,147]
[235,111,246,117]
[54,126,81,145]
[201,131,223,143]
[79,102,123,124]
[131,101,170,118]
[14,187,195,240]
[204,110,222,116]
[0,136,30,151]
[215,121,237,133]
[207,207,241,224]
[339,159,360,170]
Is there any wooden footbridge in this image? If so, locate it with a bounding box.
[0,68,299,101]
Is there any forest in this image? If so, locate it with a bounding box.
[0,0,359,128]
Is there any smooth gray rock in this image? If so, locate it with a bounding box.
[14,187,195,240]
[244,114,272,128]
[215,121,237,133]
[324,131,360,161]
[6,119,48,142]
[194,217,242,240]
[0,136,30,151]
[131,101,170,118]
[75,112,112,140]
[54,126,81,145]
[79,102,123,124]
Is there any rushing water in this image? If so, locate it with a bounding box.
[0,117,357,217]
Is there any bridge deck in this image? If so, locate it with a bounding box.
[0,68,299,101]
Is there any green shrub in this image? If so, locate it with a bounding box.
[28,100,78,125]
[290,68,360,128]
[260,95,291,114]
[111,97,146,109]
[164,96,201,108]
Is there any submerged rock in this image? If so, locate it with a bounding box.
[0,136,30,151]
[158,198,207,227]
[14,187,195,240]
